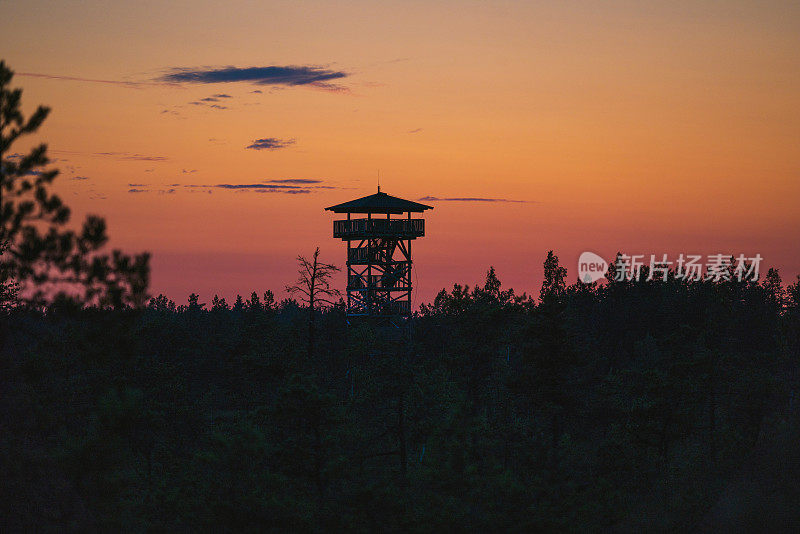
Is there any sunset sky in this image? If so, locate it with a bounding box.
[2,0,799,305]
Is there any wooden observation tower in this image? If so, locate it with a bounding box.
[326,189,432,322]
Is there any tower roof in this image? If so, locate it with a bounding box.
[325,191,433,214]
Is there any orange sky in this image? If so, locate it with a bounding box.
[2,0,799,305]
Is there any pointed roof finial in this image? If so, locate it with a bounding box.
[377,170,381,193]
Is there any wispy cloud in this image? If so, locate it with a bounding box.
[408,128,423,134]
[187,97,229,110]
[51,150,169,162]
[419,196,531,203]
[263,178,321,184]
[213,93,232,98]
[128,188,176,194]
[214,184,305,190]
[181,180,341,195]
[128,179,339,196]
[157,65,349,92]
[17,72,167,88]
[98,153,168,161]
[70,175,90,180]
[245,138,295,151]
[183,183,310,195]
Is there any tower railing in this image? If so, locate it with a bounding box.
[333,218,424,238]
[348,274,410,290]
[347,247,412,264]
[348,247,370,263]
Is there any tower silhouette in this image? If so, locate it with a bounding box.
[326,190,432,322]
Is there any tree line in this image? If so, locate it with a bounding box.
[2,255,800,530]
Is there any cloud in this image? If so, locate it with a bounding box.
[52,149,168,161]
[182,169,198,174]
[245,137,295,150]
[213,93,232,98]
[157,65,348,91]
[408,128,423,134]
[181,182,323,195]
[128,183,147,186]
[70,175,90,180]
[251,90,263,94]
[418,196,531,203]
[165,178,340,195]
[188,98,228,109]
[92,152,168,161]
[128,187,176,194]
[255,189,310,194]
[17,72,163,88]
[263,178,322,184]
[127,155,168,161]
[214,183,303,190]
[307,82,350,93]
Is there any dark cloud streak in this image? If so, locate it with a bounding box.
[419,196,531,203]
[214,184,303,190]
[17,72,170,88]
[158,66,348,90]
[263,178,321,184]
[181,181,337,195]
[245,138,295,150]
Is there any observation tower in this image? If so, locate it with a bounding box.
[325,188,432,322]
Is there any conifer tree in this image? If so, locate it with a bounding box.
[0,60,149,307]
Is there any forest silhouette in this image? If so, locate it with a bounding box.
[3,60,800,531]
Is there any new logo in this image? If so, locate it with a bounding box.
[578,252,608,283]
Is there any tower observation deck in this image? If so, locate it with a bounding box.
[326,190,432,321]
